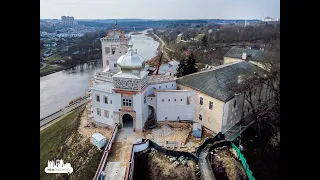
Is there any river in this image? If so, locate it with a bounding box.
[40,30,159,119]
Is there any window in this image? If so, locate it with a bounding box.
[248,108,250,112]
[200,97,203,105]
[122,98,133,107]
[112,49,115,55]
[172,84,173,87]
[104,110,109,118]
[162,99,164,102]
[174,99,176,101]
[199,114,202,121]
[168,99,170,102]
[209,101,213,109]
[177,116,180,120]
[159,86,161,89]
[110,100,112,104]
[97,108,101,116]
[119,51,122,54]
[166,85,167,88]
[104,96,108,104]
[181,99,183,101]
[151,98,153,100]
[187,96,191,105]
[165,117,168,120]
[96,95,100,102]
[233,100,237,108]
[114,64,117,67]
[105,47,110,54]
[106,60,109,65]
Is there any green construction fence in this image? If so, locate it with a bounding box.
[231,143,256,180]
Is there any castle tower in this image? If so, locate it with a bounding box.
[100,24,130,72]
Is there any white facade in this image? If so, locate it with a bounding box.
[155,90,195,121]
[100,29,129,71]
[90,26,197,131]
[91,82,121,127]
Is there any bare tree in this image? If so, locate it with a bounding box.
[233,46,280,137]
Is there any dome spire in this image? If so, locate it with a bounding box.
[128,39,133,49]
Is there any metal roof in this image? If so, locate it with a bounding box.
[224,47,266,62]
[177,62,266,102]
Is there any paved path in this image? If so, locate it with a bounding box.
[103,127,144,179]
[40,97,89,128]
[199,145,216,180]
[40,62,47,70]
[152,32,174,60]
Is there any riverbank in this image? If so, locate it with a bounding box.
[131,32,143,35]
[40,107,102,180]
[40,59,101,77]
[145,33,170,67]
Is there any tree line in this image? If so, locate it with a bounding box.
[215,24,280,43]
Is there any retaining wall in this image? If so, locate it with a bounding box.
[125,139,150,180]
[125,139,199,180]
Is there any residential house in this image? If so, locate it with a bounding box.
[223,47,273,71]
[177,61,275,134]
[176,33,184,43]
[43,42,57,47]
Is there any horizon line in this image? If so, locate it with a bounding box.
[40,18,268,20]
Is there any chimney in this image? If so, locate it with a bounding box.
[242,52,247,60]
[238,75,243,84]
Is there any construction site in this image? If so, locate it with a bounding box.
[133,148,199,180]
[210,147,247,180]
[144,122,210,152]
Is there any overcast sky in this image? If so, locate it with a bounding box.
[40,0,280,20]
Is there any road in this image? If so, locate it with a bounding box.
[40,62,47,70]
[152,32,175,60]
[40,97,89,128]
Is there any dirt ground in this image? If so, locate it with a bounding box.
[211,147,247,180]
[133,149,198,180]
[107,142,133,167]
[144,122,209,153]
[77,104,113,144]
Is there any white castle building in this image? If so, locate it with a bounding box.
[90,27,195,132]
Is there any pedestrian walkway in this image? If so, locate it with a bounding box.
[199,145,216,180]
[102,127,145,179]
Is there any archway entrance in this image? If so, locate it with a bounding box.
[122,114,133,128]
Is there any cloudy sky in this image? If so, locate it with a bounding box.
[40,0,280,19]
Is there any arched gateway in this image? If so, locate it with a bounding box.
[122,113,133,128]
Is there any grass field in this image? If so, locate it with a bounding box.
[40,65,61,73]
[40,107,102,180]
[196,33,205,41]
[46,53,66,63]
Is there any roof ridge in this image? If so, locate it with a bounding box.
[178,62,241,80]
